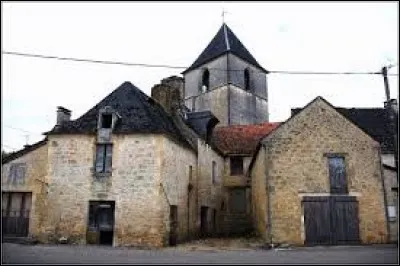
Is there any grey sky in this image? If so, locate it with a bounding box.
[2,2,399,152]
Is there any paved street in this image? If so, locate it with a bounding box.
[2,243,398,264]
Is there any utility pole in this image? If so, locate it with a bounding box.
[382,66,398,173]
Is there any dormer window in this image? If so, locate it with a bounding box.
[244,68,250,91]
[101,114,112,129]
[201,69,210,93]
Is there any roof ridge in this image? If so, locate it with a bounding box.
[223,23,231,51]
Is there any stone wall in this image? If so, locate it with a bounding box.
[1,142,48,237]
[250,148,267,239]
[253,98,388,245]
[197,141,224,235]
[160,136,197,243]
[40,134,165,247]
[383,167,398,242]
[184,86,229,126]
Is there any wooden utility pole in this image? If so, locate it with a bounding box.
[382,66,398,172]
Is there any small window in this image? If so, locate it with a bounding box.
[212,161,217,184]
[201,69,210,93]
[230,157,243,175]
[328,155,347,194]
[101,114,112,129]
[8,163,26,185]
[244,68,250,91]
[95,144,113,173]
[388,206,397,222]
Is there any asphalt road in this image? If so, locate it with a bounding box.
[2,243,398,264]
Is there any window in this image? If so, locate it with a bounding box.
[244,68,250,91]
[95,144,113,173]
[201,69,210,93]
[212,161,217,184]
[101,114,112,129]
[388,206,397,222]
[328,155,348,194]
[8,163,26,185]
[230,157,243,175]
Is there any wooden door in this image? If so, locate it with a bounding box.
[2,192,31,237]
[303,196,360,245]
[200,206,208,238]
[303,196,331,245]
[169,205,178,246]
[330,196,360,245]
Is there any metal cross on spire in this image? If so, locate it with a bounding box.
[222,9,228,23]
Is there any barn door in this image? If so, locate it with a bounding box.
[330,196,360,245]
[303,196,331,245]
[303,196,360,245]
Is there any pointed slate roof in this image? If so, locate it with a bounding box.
[182,23,268,74]
[45,82,190,147]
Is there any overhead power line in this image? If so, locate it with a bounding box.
[3,125,42,135]
[2,50,399,76]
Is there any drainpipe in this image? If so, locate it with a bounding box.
[263,144,273,247]
[378,148,391,243]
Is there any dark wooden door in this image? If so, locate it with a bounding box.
[330,196,360,245]
[2,192,31,237]
[200,206,208,238]
[169,205,178,246]
[87,201,115,245]
[303,196,331,245]
[303,196,360,245]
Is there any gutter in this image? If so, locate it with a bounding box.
[263,144,273,247]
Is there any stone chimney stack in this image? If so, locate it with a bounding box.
[151,76,184,115]
[56,106,71,126]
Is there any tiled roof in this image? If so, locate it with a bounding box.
[292,107,395,153]
[183,23,268,74]
[2,138,48,164]
[45,81,191,148]
[211,122,280,155]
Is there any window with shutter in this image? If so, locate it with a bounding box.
[105,144,113,172]
[328,156,348,194]
[95,144,113,174]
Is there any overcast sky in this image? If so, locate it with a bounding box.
[2,2,399,152]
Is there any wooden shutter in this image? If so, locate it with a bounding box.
[328,157,347,194]
[105,144,113,173]
[95,145,105,173]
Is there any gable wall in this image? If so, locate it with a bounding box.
[258,99,387,245]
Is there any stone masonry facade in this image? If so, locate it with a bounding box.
[251,98,388,245]
[1,142,48,237]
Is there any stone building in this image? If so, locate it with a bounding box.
[291,104,398,243]
[2,22,395,247]
[250,97,389,245]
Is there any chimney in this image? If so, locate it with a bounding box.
[161,76,184,100]
[56,106,71,126]
[151,79,182,115]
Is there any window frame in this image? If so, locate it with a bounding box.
[95,143,113,175]
[201,68,210,93]
[230,156,244,176]
[327,154,348,194]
